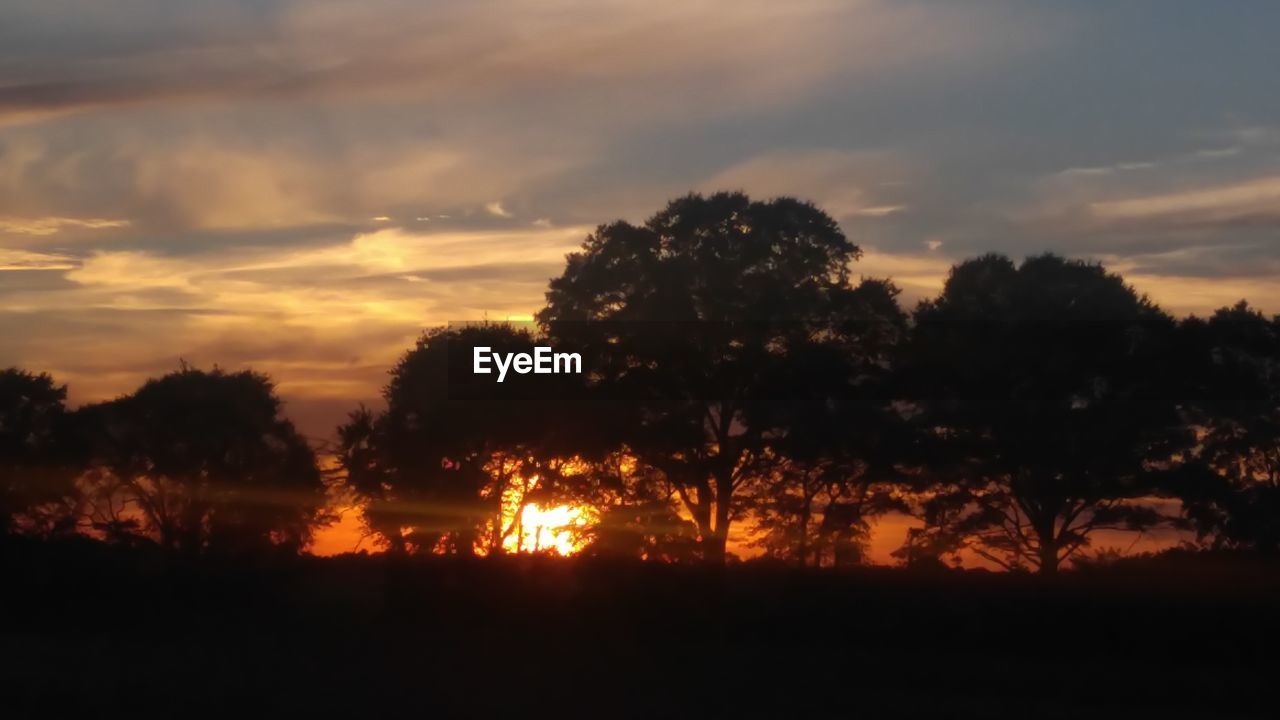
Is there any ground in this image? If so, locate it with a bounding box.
[2,540,1275,718]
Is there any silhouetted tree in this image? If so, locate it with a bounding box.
[0,368,83,537]
[1175,302,1280,551]
[902,254,1185,574]
[750,280,912,566]
[338,324,582,555]
[539,192,904,562]
[84,365,326,554]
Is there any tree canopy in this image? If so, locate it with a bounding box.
[84,365,326,554]
[539,192,908,562]
[0,368,81,537]
[338,323,588,555]
[901,254,1186,573]
[1175,302,1280,551]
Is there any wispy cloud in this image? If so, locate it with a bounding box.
[849,205,907,218]
[0,248,77,270]
[1088,176,1280,226]
[1057,162,1156,178]
[0,216,129,236]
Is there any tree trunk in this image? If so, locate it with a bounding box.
[797,476,815,567]
[701,531,728,564]
[1037,539,1059,575]
[703,472,735,565]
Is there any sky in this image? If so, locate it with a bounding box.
[2,0,1279,438]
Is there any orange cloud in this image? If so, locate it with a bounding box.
[4,225,587,432]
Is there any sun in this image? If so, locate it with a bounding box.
[501,501,596,555]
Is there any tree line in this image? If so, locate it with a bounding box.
[3,193,1277,573]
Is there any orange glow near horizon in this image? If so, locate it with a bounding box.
[496,470,597,555]
[501,502,597,555]
[308,498,598,557]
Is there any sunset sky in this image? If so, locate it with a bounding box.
[2,0,1279,438]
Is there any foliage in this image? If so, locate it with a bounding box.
[338,323,585,555]
[901,254,1186,573]
[83,365,326,554]
[1175,302,1280,550]
[539,192,907,561]
[0,368,82,537]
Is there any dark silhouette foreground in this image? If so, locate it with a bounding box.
[2,538,1276,719]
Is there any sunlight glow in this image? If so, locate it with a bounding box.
[502,502,596,555]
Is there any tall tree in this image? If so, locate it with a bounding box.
[338,323,582,555]
[86,365,326,554]
[903,254,1184,574]
[750,280,911,566]
[539,192,904,562]
[1175,302,1280,551]
[0,368,82,537]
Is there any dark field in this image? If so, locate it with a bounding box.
[3,541,1276,719]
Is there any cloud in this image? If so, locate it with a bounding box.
[1031,129,1280,230]
[57,225,588,312]
[0,1,1038,123]
[484,201,512,219]
[0,216,129,236]
[65,251,196,290]
[0,248,77,270]
[849,205,907,218]
[1056,162,1156,178]
[0,129,578,234]
[1087,176,1280,227]
[699,150,912,221]
[1194,147,1241,159]
[1,224,589,433]
[1002,130,1280,268]
[0,0,1055,248]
